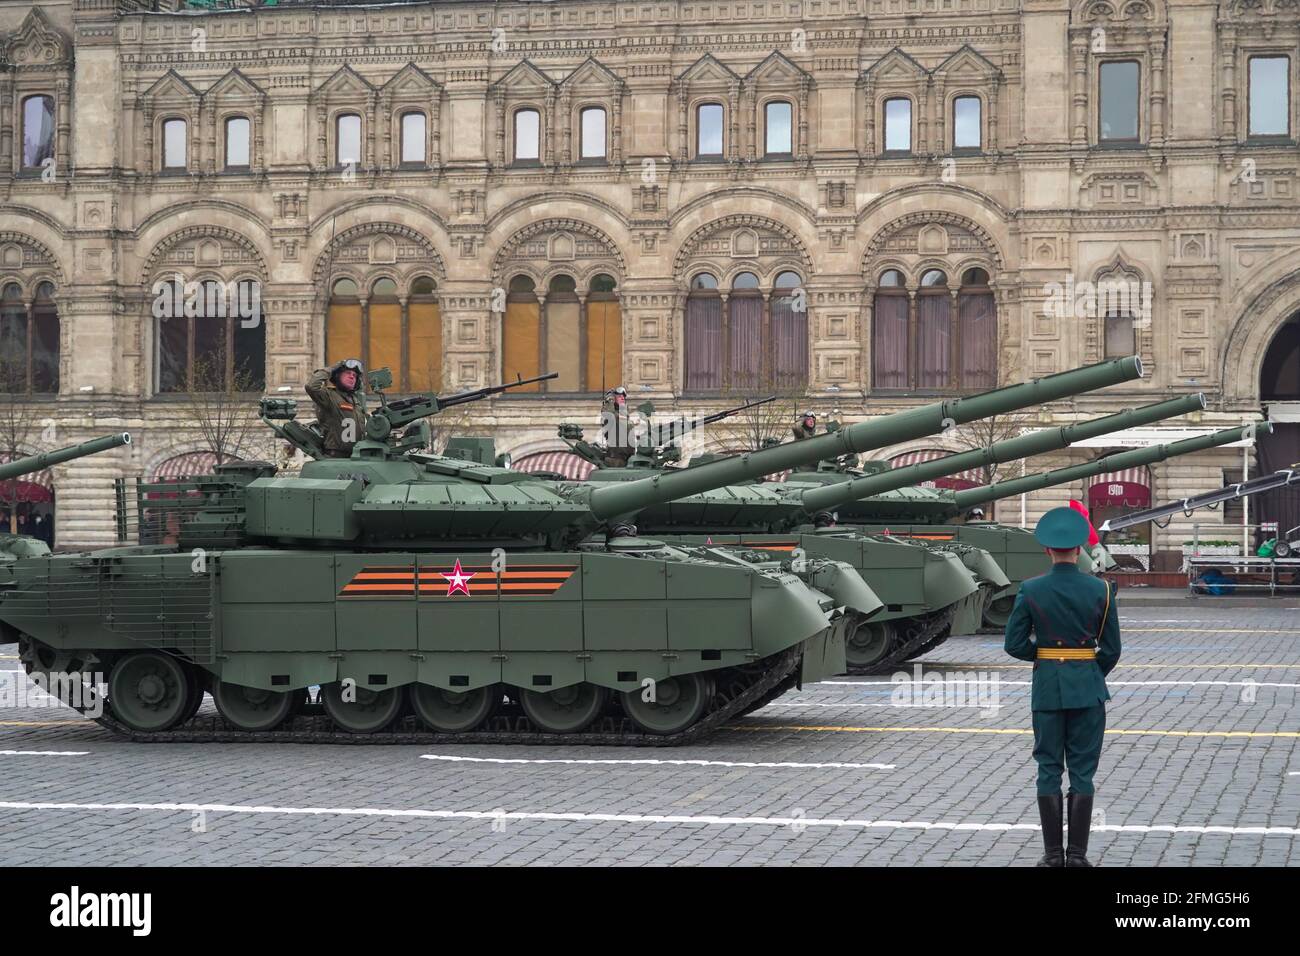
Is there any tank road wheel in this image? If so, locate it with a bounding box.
[982,595,1016,630]
[106,651,192,733]
[179,667,207,724]
[213,681,296,732]
[519,683,609,735]
[321,683,405,734]
[411,684,500,733]
[620,673,713,735]
[845,620,896,670]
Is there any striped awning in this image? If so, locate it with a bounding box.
[151,452,218,481]
[1090,467,1150,488]
[512,451,595,481]
[889,449,985,487]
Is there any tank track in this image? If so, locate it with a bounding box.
[845,606,957,676]
[18,638,800,748]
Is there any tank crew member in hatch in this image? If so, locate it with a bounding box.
[306,358,368,458]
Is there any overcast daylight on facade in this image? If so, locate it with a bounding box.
[1,0,1298,563]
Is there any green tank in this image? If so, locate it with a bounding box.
[0,433,132,583]
[589,392,1202,672]
[1,356,1141,743]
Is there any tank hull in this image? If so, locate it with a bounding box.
[1,544,842,743]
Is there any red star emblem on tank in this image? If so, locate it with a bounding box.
[441,559,475,596]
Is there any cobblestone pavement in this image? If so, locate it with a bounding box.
[1,606,1297,866]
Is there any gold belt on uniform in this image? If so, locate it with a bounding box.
[1036,648,1097,661]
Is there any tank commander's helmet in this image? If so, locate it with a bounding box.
[799,410,817,431]
[605,385,628,408]
[331,358,364,390]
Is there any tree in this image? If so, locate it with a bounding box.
[176,357,272,467]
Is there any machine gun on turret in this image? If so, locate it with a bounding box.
[560,394,778,470]
[261,370,559,460]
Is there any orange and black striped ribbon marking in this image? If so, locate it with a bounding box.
[339,564,577,598]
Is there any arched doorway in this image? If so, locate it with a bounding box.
[0,454,54,546]
[1259,314,1300,545]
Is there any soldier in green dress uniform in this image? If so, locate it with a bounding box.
[1004,506,1121,867]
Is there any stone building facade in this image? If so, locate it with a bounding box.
[1,0,1298,556]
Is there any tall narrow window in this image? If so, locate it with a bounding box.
[325,278,362,372]
[1104,309,1136,359]
[224,116,250,169]
[953,96,981,150]
[0,285,29,393]
[771,271,807,391]
[1249,56,1290,138]
[21,95,54,170]
[697,103,724,157]
[728,272,763,391]
[401,112,427,164]
[162,118,187,170]
[580,107,607,160]
[872,270,909,390]
[765,101,792,156]
[1099,61,1140,142]
[514,109,540,162]
[231,279,264,390]
[684,273,722,390]
[408,277,442,393]
[916,270,952,390]
[585,274,621,394]
[367,278,402,390]
[336,113,361,166]
[545,275,581,392]
[958,269,996,389]
[503,275,542,390]
[883,98,911,152]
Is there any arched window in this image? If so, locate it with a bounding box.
[872,270,909,390]
[958,268,996,388]
[883,98,911,153]
[514,109,540,163]
[162,118,187,170]
[325,276,439,393]
[684,271,807,393]
[585,274,621,393]
[224,116,250,169]
[0,283,59,393]
[916,270,952,390]
[336,113,361,166]
[765,101,793,156]
[401,112,427,165]
[953,96,981,150]
[771,271,807,390]
[503,275,542,391]
[1104,310,1136,358]
[580,107,607,160]
[684,273,722,390]
[873,267,996,391]
[157,277,265,393]
[696,103,724,158]
[21,95,54,171]
[729,272,763,390]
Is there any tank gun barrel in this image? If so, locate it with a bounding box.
[588,355,1143,519]
[952,422,1267,510]
[0,432,131,482]
[797,394,1205,513]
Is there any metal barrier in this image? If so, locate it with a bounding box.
[1186,556,1300,597]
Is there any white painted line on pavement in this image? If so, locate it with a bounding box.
[822,680,1300,689]
[0,750,89,757]
[767,701,995,709]
[419,754,894,770]
[0,800,1296,836]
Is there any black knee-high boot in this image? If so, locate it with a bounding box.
[1036,794,1064,867]
[1066,792,1094,867]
